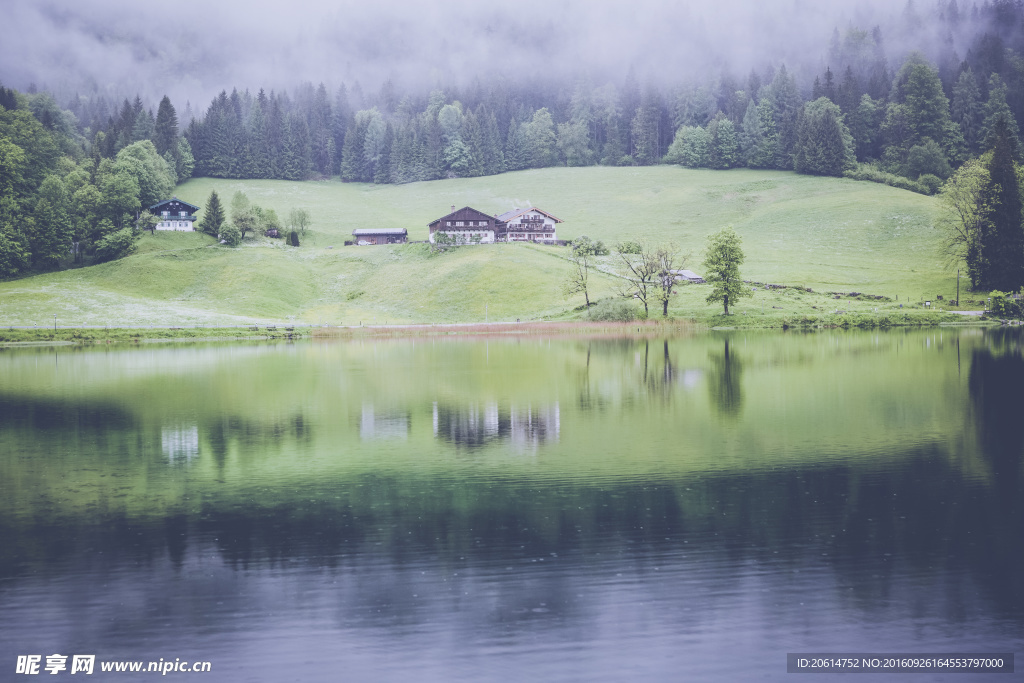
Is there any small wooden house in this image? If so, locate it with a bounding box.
[352,228,408,245]
[428,206,507,244]
[496,207,562,243]
[150,198,200,231]
[672,269,705,283]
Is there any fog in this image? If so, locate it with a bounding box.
[0,0,933,108]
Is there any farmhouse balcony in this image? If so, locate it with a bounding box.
[505,227,552,235]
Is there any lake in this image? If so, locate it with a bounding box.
[0,329,1020,681]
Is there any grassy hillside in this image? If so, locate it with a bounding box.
[0,167,962,326]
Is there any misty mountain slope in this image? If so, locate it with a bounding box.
[0,168,947,326]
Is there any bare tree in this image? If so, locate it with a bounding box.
[617,244,659,317]
[563,246,594,307]
[653,244,687,317]
[617,242,686,317]
[563,236,608,307]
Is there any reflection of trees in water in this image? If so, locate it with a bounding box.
[968,338,1024,608]
[969,340,1024,488]
[5,452,1022,622]
[432,401,559,450]
[577,339,703,410]
[203,413,312,471]
[359,404,409,440]
[707,338,743,417]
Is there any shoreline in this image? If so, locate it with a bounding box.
[0,313,997,347]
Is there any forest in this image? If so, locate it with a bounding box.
[4,0,1024,285]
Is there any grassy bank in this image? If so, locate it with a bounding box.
[0,167,976,327]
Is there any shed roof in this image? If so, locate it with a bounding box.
[352,228,408,236]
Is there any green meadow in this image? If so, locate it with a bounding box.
[0,167,973,327]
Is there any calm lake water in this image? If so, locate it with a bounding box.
[0,330,1021,681]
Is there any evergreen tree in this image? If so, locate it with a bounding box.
[794,97,855,176]
[837,66,861,114]
[981,75,1022,152]
[373,124,393,183]
[339,121,363,182]
[281,113,312,181]
[153,96,179,157]
[708,116,739,169]
[504,119,526,171]
[246,92,271,179]
[480,107,504,175]
[981,116,1024,290]
[131,107,155,144]
[764,65,802,169]
[310,83,334,176]
[523,108,558,168]
[198,190,225,237]
[952,69,983,153]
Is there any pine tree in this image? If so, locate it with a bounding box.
[153,96,179,157]
[794,98,854,176]
[339,121,362,182]
[708,116,738,169]
[981,75,1022,152]
[739,100,765,166]
[981,116,1024,290]
[952,69,983,153]
[198,190,225,237]
[505,119,526,171]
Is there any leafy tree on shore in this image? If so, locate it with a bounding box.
[702,226,750,315]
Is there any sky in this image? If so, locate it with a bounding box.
[0,0,914,108]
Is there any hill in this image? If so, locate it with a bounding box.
[0,168,955,327]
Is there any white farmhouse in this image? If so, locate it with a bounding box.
[496,207,562,243]
[150,198,200,231]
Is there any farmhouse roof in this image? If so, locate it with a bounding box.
[428,206,505,228]
[149,197,200,213]
[496,207,564,223]
[352,228,408,236]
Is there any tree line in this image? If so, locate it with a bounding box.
[0,87,189,277]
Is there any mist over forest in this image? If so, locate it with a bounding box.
[0,0,1011,109]
[6,0,1024,283]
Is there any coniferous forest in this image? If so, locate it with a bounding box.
[5,0,1024,290]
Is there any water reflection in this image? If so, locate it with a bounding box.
[161,425,199,462]
[432,401,560,450]
[0,331,1021,681]
[360,404,410,440]
[707,338,743,417]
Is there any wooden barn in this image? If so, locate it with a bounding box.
[352,228,408,245]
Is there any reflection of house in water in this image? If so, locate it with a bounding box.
[432,401,560,449]
[509,402,560,449]
[162,425,199,462]
[433,401,503,448]
[360,404,410,440]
